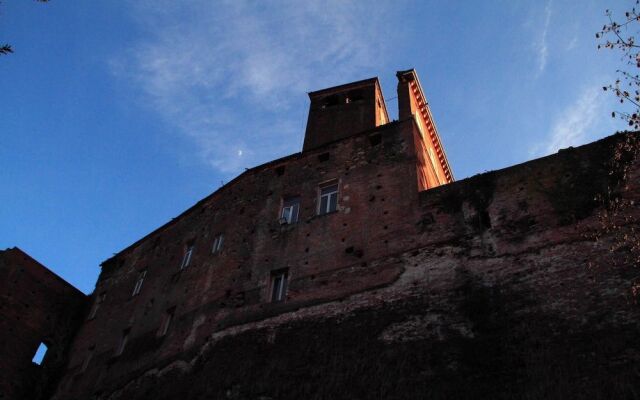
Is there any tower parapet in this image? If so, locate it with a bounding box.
[302,77,389,151]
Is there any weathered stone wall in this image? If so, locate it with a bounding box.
[0,248,87,400]
[53,117,432,398]
[51,133,640,400]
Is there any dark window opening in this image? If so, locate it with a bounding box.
[322,94,340,108]
[32,342,48,365]
[318,152,330,162]
[81,346,95,372]
[270,269,289,302]
[345,89,364,103]
[369,133,382,146]
[275,165,285,176]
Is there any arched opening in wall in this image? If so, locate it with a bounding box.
[32,342,49,365]
[322,94,340,109]
[345,89,364,103]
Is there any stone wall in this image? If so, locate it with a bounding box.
[0,248,87,400]
[53,117,433,398]
[51,133,640,400]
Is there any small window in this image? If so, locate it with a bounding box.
[428,147,443,185]
[346,89,364,103]
[211,234,224,254]
[322,94,340,108]
[318,182,338,215]
[415,113,425,138]
[32,342,48,365]
[318,152,330,162]
[116,329,130,356]
[180,245,194,270]
[88,292,106,320]
[158,307,175,337]
[369,133,382,146]
[81,346,95,372]
[280,197,300,224]
[131,270,147,297]
[270,269,289,302]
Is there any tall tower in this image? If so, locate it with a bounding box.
[396,69,454,189]
[302,70,453,190]
[302,77,390,151]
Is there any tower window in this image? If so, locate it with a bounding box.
[428,147,443,185]
[212,234,224,254]
[318,152,330,162]
[131,270,147,297]
[280,197,300,224]
[318,182,338,215]
[322,94,340,108]
[346,89,364,103]
[270,269,289,302]
[180,244,194,270]
[415,113,425,138]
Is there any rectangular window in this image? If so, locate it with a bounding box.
[428,147,443,185]
[180,245,194,270]
[158,307,175,337]
[318,182,338,215]
[280,197,300,224]
[131,270,146,297]
[81,346,95,372]
[116,329,130,356]
[415,113,425,138]
[32,342,48,365]
[270,269,289,302]
[211,234,224,254]
[88,292,106,320]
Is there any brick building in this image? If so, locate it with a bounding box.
[2,70,640,400]
[0,248,86,400]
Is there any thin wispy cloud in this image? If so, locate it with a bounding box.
[536,1,552,75]
[566,35,578,51]
[113,1,399,174]
[532,86,603,156]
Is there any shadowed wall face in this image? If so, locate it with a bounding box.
[54,133,640,400]
[0,248,87,400]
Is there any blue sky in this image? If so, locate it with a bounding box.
[0,1,631,294]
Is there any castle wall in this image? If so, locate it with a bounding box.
[0,248,87,400]
[53,118,431,398]
[51,133,640,400]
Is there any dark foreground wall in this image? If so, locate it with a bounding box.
[57,133,640,400]
[0,248,87,400]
